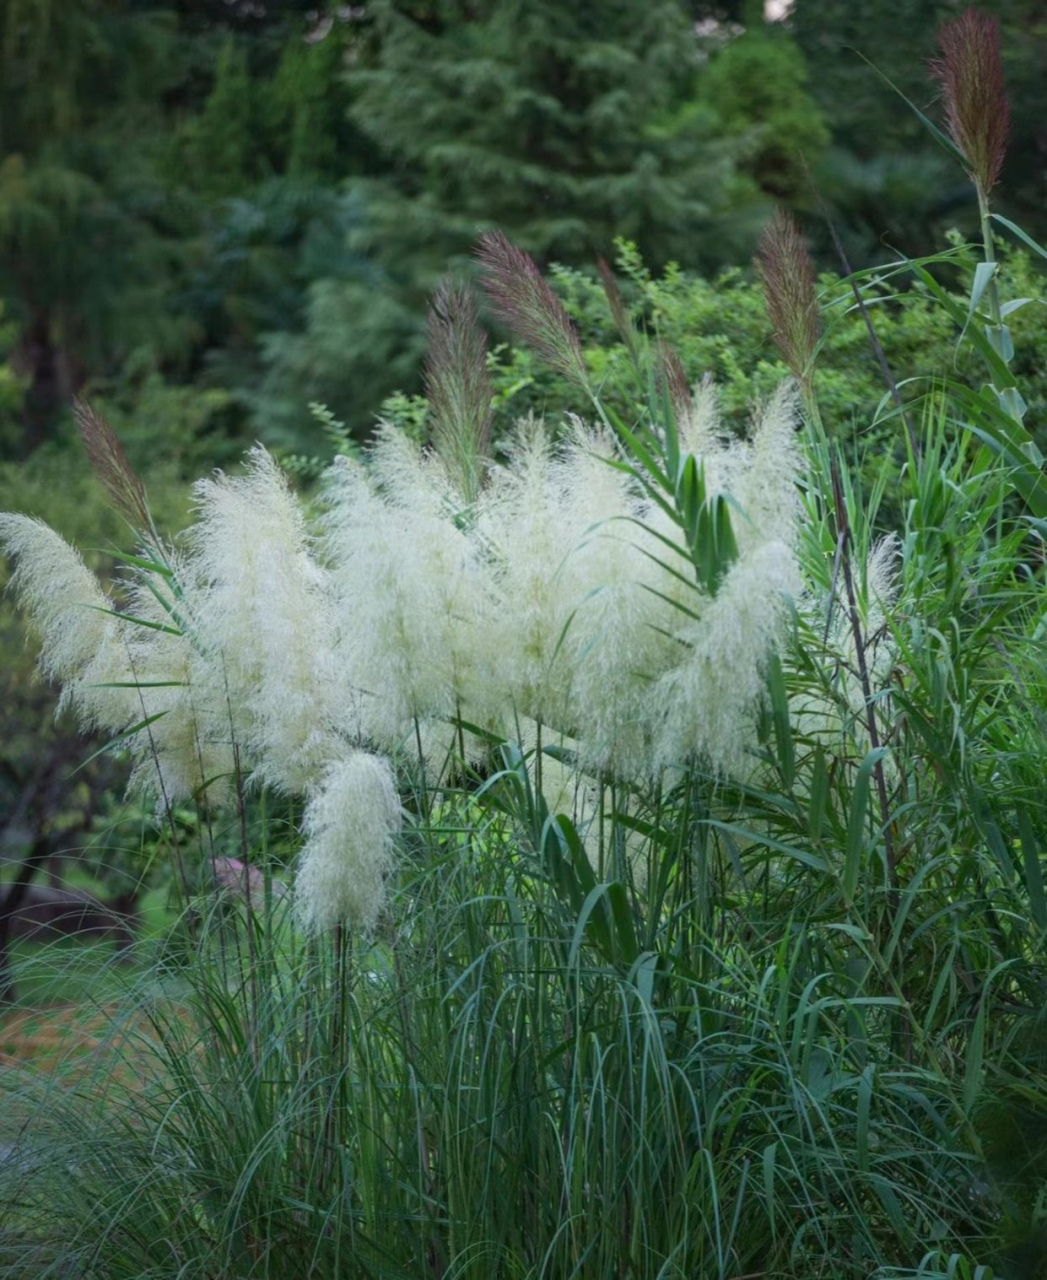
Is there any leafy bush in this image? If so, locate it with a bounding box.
[488,235,1047,482]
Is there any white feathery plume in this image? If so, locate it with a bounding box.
[678,375,721,460]
[323,424,498,761]
[0,514,137,732]
[651,539,801,776]
[0,514,235,808]
[372,424,500,729]
[294,751,401,935]
[732,382,802,556]
[475,416,573,729]
[676,378,751,501]
[862,533,901,632]
[549,421,665,776]
[188,446,339,793]
[635,386,801,775]
[119,572,234,808]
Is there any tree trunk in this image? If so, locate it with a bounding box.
[0,839,50,1005]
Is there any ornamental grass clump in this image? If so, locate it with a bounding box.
[5,16,1047,1275]
[0,248,804,931]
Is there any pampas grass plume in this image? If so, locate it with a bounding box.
[189,445,339,793]
[930,7,1009,195]
[295,752,402,935]
[0,514,136,732]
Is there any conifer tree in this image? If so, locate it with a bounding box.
[0,0,192,449]
[348,0,747,272]
[256,0,753,441]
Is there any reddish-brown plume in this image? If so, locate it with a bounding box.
[73,398,152,531]
[657,342,693,426]
[475,231,587,386]
[424,279,492,501]
[755,209,820,388]
[929,7,1009,194]
[597,257,637,360]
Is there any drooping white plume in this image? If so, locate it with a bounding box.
[322,425,497,764]
[0,514,136,732]
[294,751,402,935]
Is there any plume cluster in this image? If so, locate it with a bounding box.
[294,753,401,936]
[2,323,802,930]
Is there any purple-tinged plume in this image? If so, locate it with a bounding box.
[657,342,693,428]
[475,231,587,387]
[74,398,152,533]
[756,210,820,391]
[930,7,1009,194]
[597,257,638,361]
[424,279,493,502]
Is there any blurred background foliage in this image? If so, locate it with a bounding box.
[1,0,1044,469]
[1,0,1046,907]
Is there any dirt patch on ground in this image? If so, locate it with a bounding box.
[0,1003,164,1088]
[0,1006,109,1067]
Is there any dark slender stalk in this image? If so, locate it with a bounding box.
[190,694,228,992]
[414,715,431,825]
[455,697,467,783]
[221,662,260,1067]
[829,457,898,902]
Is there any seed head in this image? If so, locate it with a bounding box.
[74,398,152,533]
[930,8,1009,195]
[475,231,587,386]
[756,210,820,390]
[597,257,637,360]
[657,342,693,430]
[424,279,492,503]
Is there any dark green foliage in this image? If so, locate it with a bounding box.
[183,38,258,199]
[265,0,755,440]
[2,0,1045,458]
[0,1,193,448]
[697,26,830,202]
[349,0,747,268]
